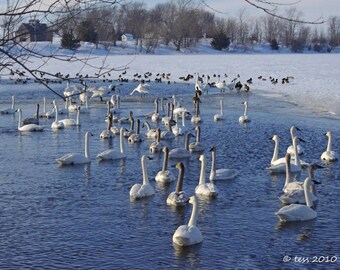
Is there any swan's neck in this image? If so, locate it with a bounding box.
[304,178,313,208]
[117,95,121,109]
[144,121,151,131]
[327,133,332,152]
[107,101,111,114]
[175,165,184,193]
[55,105,59,121]
[196,127,201,143]
[195,102,200,117]
[35,104,39,119]
[220,100,223,115]
[107,114,112,130]
[43,97,46,113]
[156,129,161,143]
[160,97,164,112]
[65,98,69,109]
[184,134,190,150]
[85,132,90,158]
[130,118,134,131]
[271,138,279,164]
[142,157,149,185]
[293,138,301,166]
[162,149,169,172]
[155,99,159,113]
[188,197,198,227]
[18,109,22,128]
[243,102,248,116]
[120,129,124,153]
[210,149,216,174]
[199,156,206,185]
[136,119,140,135]
[181,111,186,127]
[12,96,15,110]
[85,95,89,109]
[290,127,295,141]
[76,109,80,125]
[284,157,291,187]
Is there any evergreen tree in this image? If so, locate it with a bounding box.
[61,31,80,50]
[210,31,230,51]
[270,39,279,50]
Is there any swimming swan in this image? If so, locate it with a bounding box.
[56,131,93,165]
[166,162,189,206]
[59,107,80,127]
[0,96,16,114]
[100,112,114,139]
[142,121,158,139]
[321,131,337,162]
[155,146,176,183]
[169,133,194,159]
[149,128,164,153]
[172,195,203,246]
[189,126,204,152]
[195,154,218,197]
[209,146,238,181]
[286,126,304,156]
[97,127,126,160]
[51,103,65,130]
[275,177,317,222]
[16,108,44,132]
[128,118,143,143]
[239,101,250,123]
[130,155,155,200]
[214,100,224,121]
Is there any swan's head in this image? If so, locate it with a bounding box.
[175,161,184,171]
[188,196,196,205]
[162,146,169,154]
[198,154,205,162]
[141,155,153,162]
[272,135,279,142]
[325,131,331,137]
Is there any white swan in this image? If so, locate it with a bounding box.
[59,107,80,127]
[239,101,250,123]
[275,177,317,222]
[151,98,160,122]
[51,103,64,130]
[209,146,238,181]
[321,131,337,162]
[0,96,16,114]
[160,122,175,140]
[16,108,44,132]
[195,154,218,197]
[130,83,150,97]
[280,163,321,205]
[189,126,204,152]
[214,100,224,121]
[268,137,302,173]
[100,112,114,139]
[167,162,189,206]
[169,133,194,159]
[149,128,164,153]
[56,131,93,165]
[130,155,155,200]
[128,118,143,143]
[123,116,134,138]
[191,99,201,124]
[172,195,203,246]
[142,121,158,139]
[155,146,176,183]
[286,126,304,156]
[97,128,126,160]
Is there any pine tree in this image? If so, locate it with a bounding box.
[211,31,230,51]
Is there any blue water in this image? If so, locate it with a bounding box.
[0,81,339,269]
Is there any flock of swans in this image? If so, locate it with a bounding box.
[0,75,338,248]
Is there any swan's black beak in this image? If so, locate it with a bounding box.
[298,137,306,143]
[209,146,215,152]
[312,179,322,185]
[296,126,302,131]
[312,163,325,169]
[147,156,153,160]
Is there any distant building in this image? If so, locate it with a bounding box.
[15,19,53,42]
[121,33,134,42]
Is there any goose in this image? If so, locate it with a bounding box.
[56,131,93,165]
[286,126,304,156]
[321,131,337,162]
[191,99,201,124]
[0,96,16,114]
[155,146,176,184]
[280,163,321,205]
[275,177,317,222]
[100,112,114,139]
[149,128,164,153]
[22,103,39,125]
[142,121,158,139]
[169,133,194,159]
[270,135,309,168]
[128,119,143,143]
[239,101,250,123]
[59,107,80,127]
[195,154,218,197]
[189,126,204,152]
[130,155,155,200]
[97,128,126,160]
[214,100,224,121]
[167,162,189,206]
[16,108,44,132]
[51,103,65,130]
[268,137,302,173]
[129,83,150,97]
[172,195,203,246]
[209,146,238,181]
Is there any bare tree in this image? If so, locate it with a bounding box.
[328,16,340,48]
[0,0,123,99]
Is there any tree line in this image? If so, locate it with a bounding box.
[58,1,340,53]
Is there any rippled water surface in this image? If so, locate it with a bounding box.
[0,82,339,270]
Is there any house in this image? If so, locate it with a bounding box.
[15,19,53,42]
[121,33,134,42]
